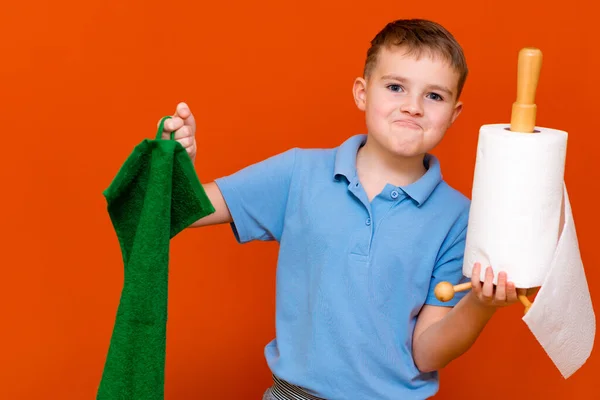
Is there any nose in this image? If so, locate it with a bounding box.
[399,95,423,116]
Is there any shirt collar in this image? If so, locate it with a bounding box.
[333,134,365,181]
[333,134,442,206]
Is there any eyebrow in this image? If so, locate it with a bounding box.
[380,74,454,97]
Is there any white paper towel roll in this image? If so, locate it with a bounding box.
[463,123,595,378]
[463,123,567,287]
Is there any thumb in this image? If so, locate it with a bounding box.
[175,102,196,130]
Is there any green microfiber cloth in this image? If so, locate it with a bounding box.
[97,116,215,400]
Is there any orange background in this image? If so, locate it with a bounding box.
[1,0,598,398]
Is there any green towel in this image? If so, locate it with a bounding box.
[97,116,215,399]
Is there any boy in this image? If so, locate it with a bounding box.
[159,19,520,399]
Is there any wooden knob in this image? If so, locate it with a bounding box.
[510,47,543,133]
[434,281,472,302]
[434,282,455,302]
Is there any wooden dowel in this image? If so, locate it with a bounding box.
[510,47,543,133]
[433,48,545,314]
[518,293,533,315]
[434,280,536,315]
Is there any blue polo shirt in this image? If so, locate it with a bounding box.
[215,134,470,399]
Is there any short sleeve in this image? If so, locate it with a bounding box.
[425,209,470,307]
[214,148,297,244]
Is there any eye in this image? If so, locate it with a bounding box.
[427,92,444,101]
[387,84,403,92]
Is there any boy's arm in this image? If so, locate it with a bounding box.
[158,103,295,236]
[412,263,519,373]
[189,182,233,227]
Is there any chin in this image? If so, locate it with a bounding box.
[390,147,424,159]
[367,127,431,158]
[385,136,425,158]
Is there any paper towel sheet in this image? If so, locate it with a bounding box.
[463,124,595,378]
[523,185,595,378]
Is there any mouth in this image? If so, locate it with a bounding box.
[393,119,421,129]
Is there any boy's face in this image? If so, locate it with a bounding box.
[353,46,463,158]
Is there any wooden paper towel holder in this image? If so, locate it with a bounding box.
[434,47,543,315]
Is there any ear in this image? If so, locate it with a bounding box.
[450,100,463,124]
[353,77,367,111]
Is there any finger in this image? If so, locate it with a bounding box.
[506,281,517,303]
[187,143,197,158]
[495,271,507,303]
[176,136,194,149]
[160,117,184,139]
[481,266,494,301]
[176,102,191,119]
[172,125,194,140]
[176,102,196,129]
[157,115,182,131]
[167,117,184,132]
[471,263,482,296]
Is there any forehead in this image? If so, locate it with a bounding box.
[372,46,459,88]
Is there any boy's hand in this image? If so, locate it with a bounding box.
[158,102,197,161]
[469,262,520,309]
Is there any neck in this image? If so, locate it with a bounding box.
[356,137,427,194]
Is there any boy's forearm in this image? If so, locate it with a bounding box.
[413,292,496,372]
[189,182,233,227]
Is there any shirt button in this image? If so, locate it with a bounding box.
[365,218,371,226]
[391,190,399,199]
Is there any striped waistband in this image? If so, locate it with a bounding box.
[270,374,325,400]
